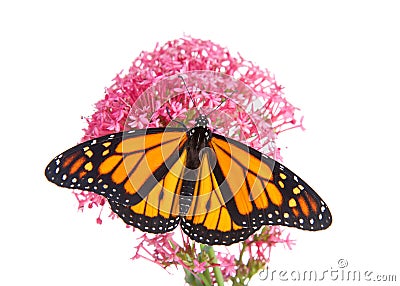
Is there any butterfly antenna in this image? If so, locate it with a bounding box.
[178,75,200,114]
[166,106,187,130]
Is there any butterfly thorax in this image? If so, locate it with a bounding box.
[186,126,211,169]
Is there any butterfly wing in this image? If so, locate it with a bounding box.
[181,133,332,245]
[180,146,258,245]
[45,128,189,233]
[45,126,332,243]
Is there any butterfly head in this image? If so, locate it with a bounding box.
[194,114,208,128]
[188,115,211,142]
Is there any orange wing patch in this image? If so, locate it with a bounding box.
[96,131,186,197]
[209,136,279,216]
[134,149,187,216]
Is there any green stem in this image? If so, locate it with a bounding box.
[203,245,224,286]
[184,268,205,286]
[238,241,247,263]
[184,266,213,286]
[200,258,213,285]
[197,272,212,286]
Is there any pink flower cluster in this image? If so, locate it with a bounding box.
[131,226,295,284]
[82,36,302,143]
[74,36,303,285]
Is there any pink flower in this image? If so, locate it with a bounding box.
[166,100,188,120]
[201,90,222,109]
[128,106,151,129]
[217,253,236,278]
[192,260,207,273]
[233,111,254,138]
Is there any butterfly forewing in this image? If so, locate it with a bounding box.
[267,161,332,230]
[45,129,187,207]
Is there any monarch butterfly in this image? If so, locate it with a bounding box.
[45,105,332,245]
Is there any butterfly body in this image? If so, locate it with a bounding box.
[185,128,210,169]
[45,114,332,245]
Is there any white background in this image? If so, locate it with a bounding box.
[1,1,399,285]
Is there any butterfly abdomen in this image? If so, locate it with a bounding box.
[179,177,195,215]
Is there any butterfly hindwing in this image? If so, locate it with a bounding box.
[180,147,258,245]
[110,138,193,233]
